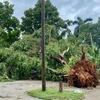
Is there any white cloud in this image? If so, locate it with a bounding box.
[0,0,12,3]
[0,0,100,23]
[94,0,100,3]
[93,6,100,13]
[0,0,5,2]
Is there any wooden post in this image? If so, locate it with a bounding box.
[59,81,63,92]
[41,0,46,91]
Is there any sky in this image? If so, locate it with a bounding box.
[0,0,100,23]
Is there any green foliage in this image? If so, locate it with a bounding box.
[87,44,100,67]
[68,55,80,68]
[0,46,43,80]
[33,24,58,44]
[46,39,72,81]
[0,1,20,46]
[0,32,94,82]
[0,75,13,82]
[11,34,41,57]
[21,0,68,38]
[46,67,69,81]
[0,48,14,62]
[73,17,92,37]
[0,62,13,82]
[88,21,100,47]
[0,1,14,26]
[0,37,9,47]
[56,67,69,74]
[28,88,84,100]
[0,63,6,76]
[46,42,60,57]
[75,18,100,47]
[6,51,34,80]
[0,0,100,83]
[45,37,90,81]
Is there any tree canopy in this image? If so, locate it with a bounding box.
[21,0,68,39]
[0,1,20,46]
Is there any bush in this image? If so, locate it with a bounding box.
[0,48,14,62]
[5,51,35,80]
[0,62,6,76]
[11,35,41,57]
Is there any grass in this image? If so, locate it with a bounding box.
[28,88,85,100]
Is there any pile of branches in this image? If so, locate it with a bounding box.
[68,47,99,88]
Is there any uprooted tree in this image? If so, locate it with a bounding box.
[46,47,69,81]
[50,47,69,67]
[68,47,99,87]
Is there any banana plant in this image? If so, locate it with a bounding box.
[87,44,100,66]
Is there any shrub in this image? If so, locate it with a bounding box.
[0,48,14,62]
[11,35,41,57]
[6,51,34,80]
[0,62,6,76]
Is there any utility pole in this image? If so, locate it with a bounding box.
[41,0,46,91]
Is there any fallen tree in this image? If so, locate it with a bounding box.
[46,47,69,82]
[51,47,69,67]
[68,47,99,88]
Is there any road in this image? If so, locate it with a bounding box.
[0,80,100,100]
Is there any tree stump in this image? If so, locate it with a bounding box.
[59,81,63,92]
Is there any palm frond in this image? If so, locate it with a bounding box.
[73,21,79,25]
[84,18,93,23]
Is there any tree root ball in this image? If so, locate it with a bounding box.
[68,47,99,88]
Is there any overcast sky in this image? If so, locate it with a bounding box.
[0,0,100,22]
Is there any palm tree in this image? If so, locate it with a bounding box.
[58,20,73,39]
[73,17,92,37]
